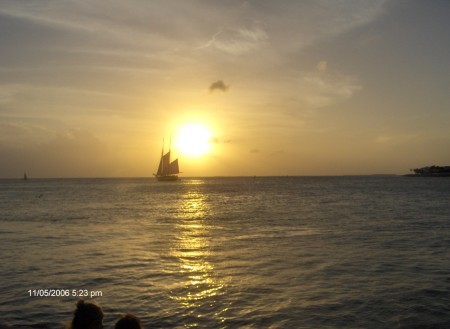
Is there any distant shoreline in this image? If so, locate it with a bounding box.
[404,173,450,177]
[406,165,450,177]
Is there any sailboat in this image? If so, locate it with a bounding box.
[23,172,28,180]
[153,142,180,181]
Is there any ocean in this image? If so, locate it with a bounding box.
[0,176,449,328]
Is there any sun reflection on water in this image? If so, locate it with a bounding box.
[169,186,226,325]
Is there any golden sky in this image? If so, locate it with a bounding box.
[1,1,449,177]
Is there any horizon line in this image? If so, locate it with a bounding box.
[1,174,404,180]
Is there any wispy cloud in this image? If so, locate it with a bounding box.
[1,0,387,49]
[209,25,269,55]
[256,61,362,112]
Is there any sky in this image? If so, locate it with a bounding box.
[1,0,449,178]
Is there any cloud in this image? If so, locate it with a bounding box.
[209,80,230,93]
[0,1,387,59]
[316,61,328,73]
[295,61,362,108]
[260,62,361,112]
[209,137,219,143]
[299,73,361,109]
[210,26,269,55]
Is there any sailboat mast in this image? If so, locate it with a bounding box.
[161,138,165,172]
[167,136,172,164]
[168,136,172,163]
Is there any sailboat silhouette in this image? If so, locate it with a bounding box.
[153,140,180,181]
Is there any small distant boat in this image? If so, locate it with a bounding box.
[23,172,28,180]
[153,141,180,181]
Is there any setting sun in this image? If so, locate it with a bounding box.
[175,123,212,157]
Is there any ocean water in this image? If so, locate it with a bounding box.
[0,176,449,328]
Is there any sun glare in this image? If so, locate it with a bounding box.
[175,123,212,157]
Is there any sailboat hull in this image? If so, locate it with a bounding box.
[156,175,178,181]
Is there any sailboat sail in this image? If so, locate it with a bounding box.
[154,144,180,181]
[168,158,179,175]
[162,152,171,174]
[156,156,163,176]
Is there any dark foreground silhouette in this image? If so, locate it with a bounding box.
[66,300,142,329]
[115,313,143,329]
[0,300,143,329]
[67,300,103,329]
